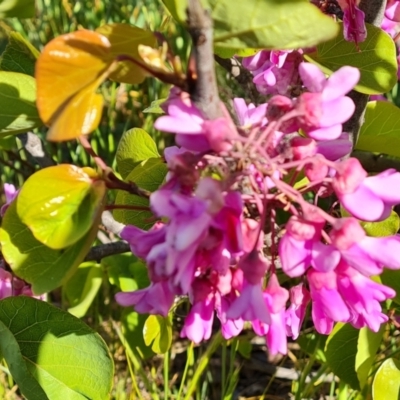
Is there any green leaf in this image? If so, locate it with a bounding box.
[356,326,384,389]
[211,0,339,51]
[0,297,114,399]
[63,262,103,318]
[104,254,150,292]
[372,358,400,400]
[356,101,400,157]
[362,210,400,238]
[113,158,168,230]
[143,314,172,354]
[0,320,48,400]
[0,31,39,76]
[214,47,259,59]
[122,310,154,359]
[325,323,360,390]
[0,0,35,18]
[116,128,160,179]
[297,332,327,363]
[143,98,166,115]
[17,165,106,249]
[0,71,42,137]
[305,23,397,95]
[0,201,100,294]
[381,269,400,306]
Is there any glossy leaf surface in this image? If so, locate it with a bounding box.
[0,297,114,399]
[0,201,100,294]
[356,101,400,157]
[96,23,156,84]
[17,165,105,250]
[0,71,41,137]
[35,30,113,141]
[373,358,400,400]
[305,24,397,94]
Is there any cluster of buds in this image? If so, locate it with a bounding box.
[116,58,400,355]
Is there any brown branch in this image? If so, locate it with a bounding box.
[187,0,223,119]
[84,241,130,262]
[19,132,55,168]
[343,0,387,147]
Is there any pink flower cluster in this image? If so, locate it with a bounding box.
[116,61,400,355]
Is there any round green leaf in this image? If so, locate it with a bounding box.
[17,165,106,249]
[116,128,160,179]
[0,71,42,137]
[373,358,400,400]
[362,210,400,238]
[305,23,397,95]
[143,314,172,354]
[113,158,168,230]
[356,101,400,158]
[0,201,101,294]
[0,297,114,400]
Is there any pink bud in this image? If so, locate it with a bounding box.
[333,158,367,194]
[305,155,329,181]
[239,250,269,285]
[266,95,294,120]
[291,137,317,160]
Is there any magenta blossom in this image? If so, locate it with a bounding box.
[233,98,267,129]
[386,0,400,22]
[1,183,18,217]
[286,284,311,340]
[333,158,400,221]
[337,0,366,44]
[154,97,237,152]
[297,63,359,141]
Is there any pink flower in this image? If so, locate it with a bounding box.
[115,281,175,316]
[337,0,366,44]
[333,158,400,221]
[180,278,215,343]
[286,284,311,339]
[154,97,237,153]
[233,98,267,129]
[386,0,400,22]
[1,183,18,217]
[336,262,395,331]
[297,63,359,141]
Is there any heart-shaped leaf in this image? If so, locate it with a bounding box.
[356,101,400,157]
[305,23,397,95]
[0,71,42,138]
[35,30,113,141]
[0,201,101,294]
[0,297,114,399]
[17,165,106,250]
[96,23,156,84]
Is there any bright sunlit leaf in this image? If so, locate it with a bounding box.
[96,23,156,84]
[16,165,106,250]
[35,30,113,141]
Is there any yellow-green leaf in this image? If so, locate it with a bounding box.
[17,165,106,250]
[143,314,172,354]
[372,358,400,400]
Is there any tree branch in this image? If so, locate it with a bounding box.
[187,0,223,119]
[84,241,130,262]
[18,132,55,168]
[343,0,387,147]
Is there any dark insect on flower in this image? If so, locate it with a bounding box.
[318,0,344,20]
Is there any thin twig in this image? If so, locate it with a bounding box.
[84,241,130,262]
[18,132,55,168]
